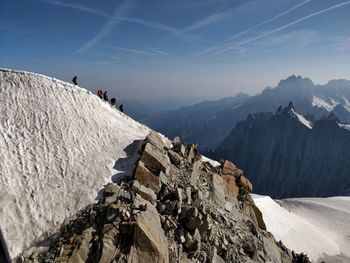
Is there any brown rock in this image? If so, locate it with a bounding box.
[132,180,157,205]
[191,161,201,187]
[128,197,169,263]
[198,214,210,235]
[67,227,93,263]
[168,150,183,167]
[186,187,192,205]
[100,224,119,263]
[135,161,161,193]
[239,175,253,192]
[140,143,170,176]
[210,173,226,205]
[221,160,237,175]
[222,174,239,198]
[145,131,167,151]
[159,171,168,185]
[252,203,267,230]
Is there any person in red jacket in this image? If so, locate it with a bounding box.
[97,88,102,99]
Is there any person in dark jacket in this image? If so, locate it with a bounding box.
[119,104,124,112]
[72,76,78,85]
[97,88,102,99]
[111,98,116,107]
[103,91,109,102]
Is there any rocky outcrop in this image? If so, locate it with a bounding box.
[19,131,310,263]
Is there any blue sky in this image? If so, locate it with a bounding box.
[1,0,349,103]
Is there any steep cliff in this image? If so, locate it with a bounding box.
[212,103,350,198]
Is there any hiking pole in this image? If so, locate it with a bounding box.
[0,229,11,263]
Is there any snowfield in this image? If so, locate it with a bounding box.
[253,195,350,262]
[0,69,156,258]
[312,96,336,111]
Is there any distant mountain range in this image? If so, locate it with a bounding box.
[208,103,350,198]
[141,76,350,150]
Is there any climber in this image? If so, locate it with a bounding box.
[72,75,78,85]
[119,104,124,113]
[97,88,103,99]
[103,91,108,102]
[111,98,116,107]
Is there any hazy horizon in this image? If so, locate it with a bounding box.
[1,0,349,103]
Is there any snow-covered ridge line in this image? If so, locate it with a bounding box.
[288,108,312,129]
[0,68,91,94]
[338,123,350,131]
[0,67,152,130]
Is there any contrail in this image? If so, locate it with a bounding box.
[228,0,313,41]
[216,0,350,55]
[185,0,230,31]
[193,0,313,56]
[0,27,163,57]
[75,1,132,53]
[39,0,194,40]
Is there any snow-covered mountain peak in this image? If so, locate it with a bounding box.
[0,69,157,258]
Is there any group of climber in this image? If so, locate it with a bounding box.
[72,75,124,113]
[97,88,124,112]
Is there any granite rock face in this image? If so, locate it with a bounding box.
[211,104,350,198]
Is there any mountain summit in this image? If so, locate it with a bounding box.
[143,76,350,150]
[210,104,350,198]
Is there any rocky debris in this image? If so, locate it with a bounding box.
[21,131,311,263]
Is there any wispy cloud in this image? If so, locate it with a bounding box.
[184,0,229,31]
[214,1,350,55]
[0,26,164,57]
[251,29,318,50]
[39,0,194,40]
[75,1,132,53]
[228,0,313,41]
[194,0,313,56]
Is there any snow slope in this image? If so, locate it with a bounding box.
[312,96,336,111]
[289,108,313,129]
[253,195,350,262]
[0,69,158,258]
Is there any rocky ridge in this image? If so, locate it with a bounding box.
[142,76,350,150]
[19,132,310,263]
[210,104,350,198]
